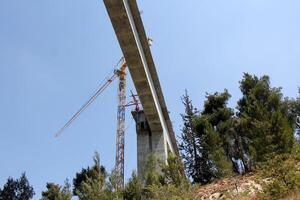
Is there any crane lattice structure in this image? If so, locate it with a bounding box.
[55,58,138,189]
[115,60,127,188]
[56,0,179,190]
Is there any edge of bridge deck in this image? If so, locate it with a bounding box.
[104,0,178,155]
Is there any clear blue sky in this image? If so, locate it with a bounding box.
[0,0,299,199]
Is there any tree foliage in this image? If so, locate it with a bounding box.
[260,149,300,199]
[122,154,189,200]
[122,172,143,200]
[285,88,300,138]
[195,90,233,181]
[180,90,232,184]
[160,154,188,187]
[179,90,212,184]
[4,73,296,200]
[76,175,110,200]
[41,181,72,200]
[237,74,294,163]
[73,152,110,200]
[0,173,34,200]
[73,152,106,196]
[146,184,194,200]
[180,74,296,184]
[142,154,162,187]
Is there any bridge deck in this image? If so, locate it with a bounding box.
[104,0,178,154]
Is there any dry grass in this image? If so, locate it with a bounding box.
[281,191,300,200]
[231,191,300,200]
[195,173,264,199]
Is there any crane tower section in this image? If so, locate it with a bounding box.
[115,60,127,188]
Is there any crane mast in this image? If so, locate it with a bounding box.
[54,58,129,189]
[115,60,127,188]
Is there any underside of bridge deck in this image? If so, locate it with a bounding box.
[104,0,178,175]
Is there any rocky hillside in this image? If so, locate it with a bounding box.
[195,173,263,200]
[194,162,300,200]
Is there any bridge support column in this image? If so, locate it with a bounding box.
[132,110,167,177]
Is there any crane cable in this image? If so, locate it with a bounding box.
[54,57,124,138]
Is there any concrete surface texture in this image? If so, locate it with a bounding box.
[104,0,178,172]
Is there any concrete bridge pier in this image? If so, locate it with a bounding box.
[104,0,179,177]
[132,110,167,177]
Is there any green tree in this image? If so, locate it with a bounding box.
[73,152,106,196]
[285,88,300,137]
[220,117,252,172]
[143,154,161,187]
[179,90,204,183]
[202,89,234,126]
[195,115,232,181]
[237,73,294,163]
[122,154,190,200]
[201,90,237,161]
[180,90,233,184]
[260,153,300,199]
[73,152,109,200]
[192,90,233,183]
[0,173,35,200]
[122,172,143,200]
[201,90,235,175]
[160,154,188,187]
[76,176,110,200]
[41,181,72,200]
[105,169,118,193]
[104,169,124,200]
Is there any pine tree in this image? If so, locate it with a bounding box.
[201,90,235,162]
[73,152,109,200]
[142,154,161,187]
[122,172,143,200]
[198,90,234,179]
[0,173,35,200]
[195,115,232,181]
[180,90,232,184]
[237,73,294,163]
[160,154,188,187]
[73,152,106,195]
[76,176,109,200]
[41,181,72,200]
[288,88,300,137]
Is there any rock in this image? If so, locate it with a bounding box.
[210,192,223,199]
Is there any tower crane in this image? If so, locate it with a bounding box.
[115,60,127,188]
[55,57,139,188]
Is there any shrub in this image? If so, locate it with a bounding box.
[122,172,143,200]
[260,153,300,199]
[147,184,194,200]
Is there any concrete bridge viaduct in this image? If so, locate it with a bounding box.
[104,0,178,175]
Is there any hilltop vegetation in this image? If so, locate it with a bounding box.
[178,73,300,199]
[1,73,300,200]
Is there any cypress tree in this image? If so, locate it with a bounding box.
[179,90,206,183]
